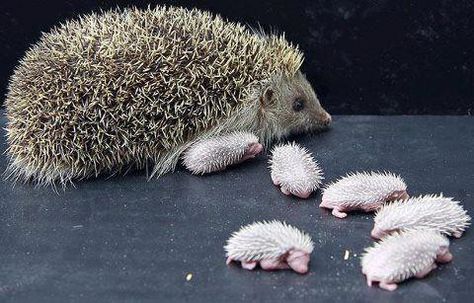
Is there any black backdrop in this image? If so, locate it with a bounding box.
[0,0,472,114]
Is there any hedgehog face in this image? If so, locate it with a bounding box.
[286,249,310,274]
[261,71,331,139]
[386,190,409,202]
[371,223,400,239]
[371,227,391,239]
[436,246,453,263]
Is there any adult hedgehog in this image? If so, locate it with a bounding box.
[4,6,331,187]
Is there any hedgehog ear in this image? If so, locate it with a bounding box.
[260,88,275,108]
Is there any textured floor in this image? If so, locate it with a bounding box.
[0,115,473,303]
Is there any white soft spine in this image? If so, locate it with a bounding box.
[225,220,314,261]
[182,132,259,174]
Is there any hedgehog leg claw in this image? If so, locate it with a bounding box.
[415,263,437,278]
[241,261,257,270]
[332,208,348,219]
[379,281,398,291]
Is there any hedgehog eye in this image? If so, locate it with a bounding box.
[292,98,305,112]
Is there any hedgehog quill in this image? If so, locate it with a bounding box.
[269,142,323,198]
[362,230,452,291]
[182,131,263,175]
[320,171,408,218]
[4,6,331,187]
[372,193,471,239]
[225,220,314,274]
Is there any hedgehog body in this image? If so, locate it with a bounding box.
[361,230,452,291]
[320,171,408,218]
[182,131,262,174]
[5,6,331,187]
[372,194,471,239]
[225,220,314,274]
[269,142,323,199]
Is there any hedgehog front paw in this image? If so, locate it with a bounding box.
[280,186,292,196]
[241,261,257,270]
[331,208,348,219]
[379,281,398,291]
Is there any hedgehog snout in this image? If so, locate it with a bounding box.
[246,142,264,158]
[286,250,310,274]
[320,112,332,126]
[399,191,409,200]
[370,227,387,239]
[437,247,453,263]
[388,190,409,201]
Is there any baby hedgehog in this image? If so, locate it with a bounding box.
[362,230,452,291]
[4,6,331,187]
[225,220,314,274]
[372,193,471,239]
[320,171,408,218]
[181,131,263,175]
[269,142,323,198]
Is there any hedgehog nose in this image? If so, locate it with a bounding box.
[320,112,332,126]
[371,228,381,239]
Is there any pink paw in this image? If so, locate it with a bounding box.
[379,282,398,291]
[241,261,257,270]
[331,208,347,219]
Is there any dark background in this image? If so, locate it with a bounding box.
[0,0,472,115]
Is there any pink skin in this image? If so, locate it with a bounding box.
[320,190,409,219]
[271,177,312,199]
[436,247,453,263]
[386,190,410,202]
[370,227,394,240]
[240,142,263,162]
[286,250,311,274]
[226,249,310,274]
[365,247,453,291]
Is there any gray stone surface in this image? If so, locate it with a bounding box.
[0,115,473,302]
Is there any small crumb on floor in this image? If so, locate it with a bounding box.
[344,250,350,260]
[185,273,193,281]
